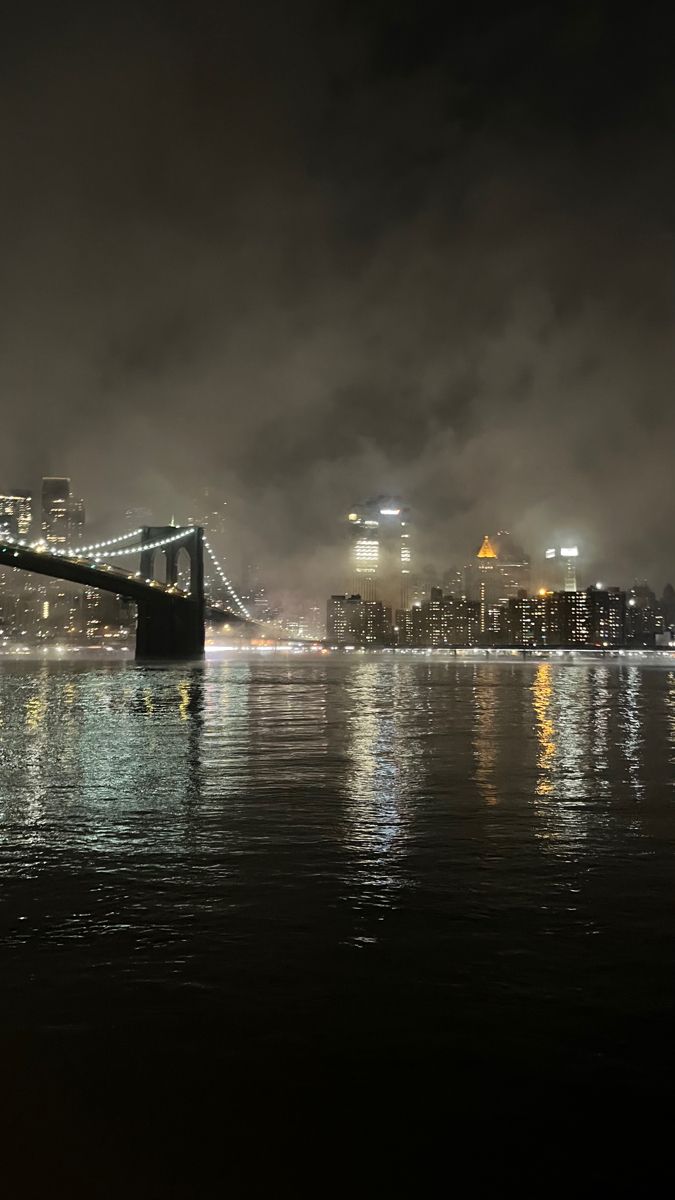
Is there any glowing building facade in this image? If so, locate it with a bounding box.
[0,491,32,537]
[465,531,531,636]
[544,545,579,592]
[347,497,411,612]
[41,477,85,546]
[327,594,363,645]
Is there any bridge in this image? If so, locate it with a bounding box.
[0,524,251,659]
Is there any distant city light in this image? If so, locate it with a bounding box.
[379,508,400,515]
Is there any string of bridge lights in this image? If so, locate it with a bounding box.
[1,525,252,619]
[89,528,192,558]
[203,539,250,619]
[1,527,192,567]
[67,528,143,555]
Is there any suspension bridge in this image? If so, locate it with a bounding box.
[0,523,251,659]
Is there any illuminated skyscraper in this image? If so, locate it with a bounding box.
[346,497,411,611]
[41,477,85,545]
[494,530,530,596]
[473,534,499,634]
[463,532,531,636]
[0,491,32,537]
[544,545,579,592]
[41,477,71,544]
[327,594,363,644]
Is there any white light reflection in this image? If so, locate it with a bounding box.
[342,662,416,940]
[618,666,645,802]
[666,671,675,770]
[472,666,500,806]
[589,665,611,798]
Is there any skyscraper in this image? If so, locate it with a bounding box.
[464,532,531,636]
[465,535,500,635]
[41,477,86,546]
[0,491,32,537]
[188,489,227,540]
[41,477,71,544]
[494,530,530,596]
[346,497,411,611]
[327,594,364,644]
[544,545,579,592]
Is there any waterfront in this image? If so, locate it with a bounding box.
[2,655,675,1188]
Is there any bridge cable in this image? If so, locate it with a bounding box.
[203,539,250,619]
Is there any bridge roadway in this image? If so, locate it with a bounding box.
[0,537,245,658]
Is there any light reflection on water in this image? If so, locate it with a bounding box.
[1,656,675,1035]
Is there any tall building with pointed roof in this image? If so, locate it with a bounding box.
[477,535,497,559]
[465,530,530,637]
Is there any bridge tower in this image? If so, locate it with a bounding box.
[135,526,205,660]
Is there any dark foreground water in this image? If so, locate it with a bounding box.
[2,655,675,1192]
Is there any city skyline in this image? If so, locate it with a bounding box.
[3,5,675,1188]
[3,471,674,624]
[6,466,675,651]
[3,470,673,590]
[2,6,675,601]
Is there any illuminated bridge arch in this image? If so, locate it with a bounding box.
[0,524,250,660]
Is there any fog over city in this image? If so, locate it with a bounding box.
[2,2,673,598]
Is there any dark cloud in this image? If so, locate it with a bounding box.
[1,0,674,601]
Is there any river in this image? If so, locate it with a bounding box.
[2,655,674,1190]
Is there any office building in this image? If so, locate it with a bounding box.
[327,594,364,645]
[503,594,547,646]
[41,477,70,544]
[395,604,423,647]
[464,535,500,635]
[551,590,591,645]
[544,545,579,592]
[394,590,480,648]
[362,600,390,646]
[588,587,625,647]
[423,587,445,647]
[69,497,85,544]
[464,532,531,637]
[41,477,85,546]
[493,530,530,596]
[0,491,32,537]
[625,583,662,647]
[347,497,411,611]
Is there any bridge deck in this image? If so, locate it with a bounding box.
[0,541,242,625]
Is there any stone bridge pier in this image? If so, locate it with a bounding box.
[135,526,205,660]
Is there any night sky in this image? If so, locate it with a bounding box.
[2,1,674,593]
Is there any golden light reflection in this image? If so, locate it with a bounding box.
[25,695,47,731]
[143,689,155,715]
[177,679,190,721]
[532,662,555,796]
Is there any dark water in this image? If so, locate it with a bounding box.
[2,655,675,1190]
